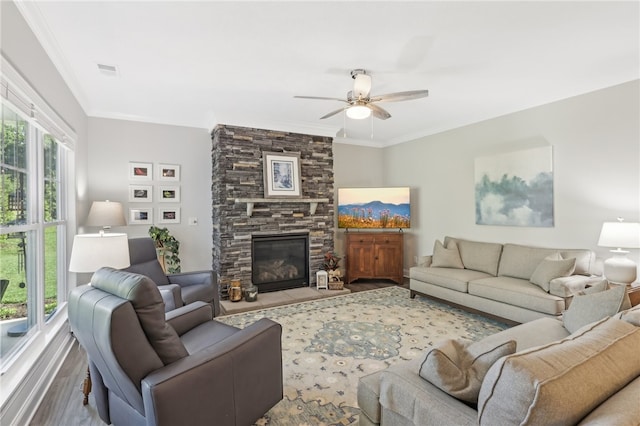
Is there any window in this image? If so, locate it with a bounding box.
[0,102,69,361]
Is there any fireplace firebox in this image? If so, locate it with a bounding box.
[252,233,309,292]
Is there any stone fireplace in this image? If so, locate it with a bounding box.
[211,125,334,297]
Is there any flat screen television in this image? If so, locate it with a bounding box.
[337,187,410,229]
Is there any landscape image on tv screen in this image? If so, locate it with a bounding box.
[338,187,411,229]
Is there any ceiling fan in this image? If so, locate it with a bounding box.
[294,69,429,120]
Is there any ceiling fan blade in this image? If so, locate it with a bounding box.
[294,95,349,104]
[367,103,391,120]
[370,90,429,103]
[320,108,346,120]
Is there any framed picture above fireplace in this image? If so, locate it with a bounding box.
[263,152,301,198]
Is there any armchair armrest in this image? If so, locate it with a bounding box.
[158,284,184,310]
[168,270,214,288]
[141,318,283,426]
[165,301,213,335]
[168,271,217,312]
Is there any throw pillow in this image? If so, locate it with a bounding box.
[431,240,464,269]
[563,285,628,333]
[418,337,516,403]
[530,255,576,292]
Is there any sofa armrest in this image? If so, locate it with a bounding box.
[165,301,213,335]
[417,255,433,267]
[141,318,283,426]
[550,275,605,298]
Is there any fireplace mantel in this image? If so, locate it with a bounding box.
[235,198,330,217]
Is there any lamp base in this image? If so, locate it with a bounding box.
[603,250,637,286]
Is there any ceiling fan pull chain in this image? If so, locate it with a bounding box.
[343,109,347,138]
[370,114,374,139]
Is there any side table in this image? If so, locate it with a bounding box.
[627,284,640,307]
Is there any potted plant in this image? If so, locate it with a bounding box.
[148,226,181,273]
[321,251,343,289]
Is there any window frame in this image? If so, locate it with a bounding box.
[0,57,76,384]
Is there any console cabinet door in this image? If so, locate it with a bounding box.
[374,234,403,280]
[347,234,375,279]
[346,232,403,284]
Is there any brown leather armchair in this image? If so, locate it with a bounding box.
[123,237,220,316]
[69,267,283,426]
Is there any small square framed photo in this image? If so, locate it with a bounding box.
[129,162,153,181]
[159,186,181,202]
[129,208,153,225]
[128,185,152,202]
[158,207,180,224]
[158,164,180,182]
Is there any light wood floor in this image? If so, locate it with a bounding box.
[29,279,407,425]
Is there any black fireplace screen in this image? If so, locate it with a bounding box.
[252,233,309,292]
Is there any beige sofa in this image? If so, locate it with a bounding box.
[410,237,602,324]
[358,296,640,426]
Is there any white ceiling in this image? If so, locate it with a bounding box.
[15,1,640,146]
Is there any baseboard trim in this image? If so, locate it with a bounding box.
[1,323,74,426]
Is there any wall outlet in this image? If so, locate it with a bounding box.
[188,217,198,226]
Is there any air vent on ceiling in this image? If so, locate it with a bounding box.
[97,63,118,76]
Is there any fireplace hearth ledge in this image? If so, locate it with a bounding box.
[219,286,350,316]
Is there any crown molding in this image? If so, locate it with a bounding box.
[14,1,91,114]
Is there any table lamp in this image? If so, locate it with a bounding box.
[597,218,640,285]
[69,233,130,273]
[85,200,126,232]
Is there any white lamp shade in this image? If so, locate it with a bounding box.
[597,221,640,249]
[69,233,130,273]
[85,201,126,227]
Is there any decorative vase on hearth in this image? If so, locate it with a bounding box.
[229,280,243,302]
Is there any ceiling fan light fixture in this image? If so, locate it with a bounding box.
[346,104,371,119]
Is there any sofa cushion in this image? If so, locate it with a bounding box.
[418,338,516,403]
[578,376,640,425]
[563,285,629,333]
[529,255,576,292]
[410,267,492,293]
[445,237,503,276]
[498,244,559,280]
[478,317,640,426]
[469,276,565,315]
[558,248,597,276]
[431,240,464,269]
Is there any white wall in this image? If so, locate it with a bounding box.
[87,118,213,271]
[332,142,385,256]
[383,80,640,276]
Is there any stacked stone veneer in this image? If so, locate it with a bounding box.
[211,124,335,294]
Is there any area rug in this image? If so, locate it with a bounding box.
[216,286,510,426]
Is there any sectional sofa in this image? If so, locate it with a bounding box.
[409,236,603,324]
[358,291,640,426]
